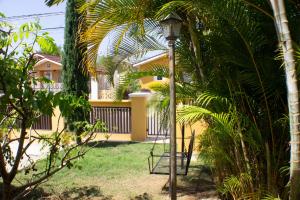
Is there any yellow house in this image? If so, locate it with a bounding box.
[132,53,168,90]
[33,53,63,92]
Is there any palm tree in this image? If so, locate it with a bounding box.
[270,1,300,199]
[48,0,300,198]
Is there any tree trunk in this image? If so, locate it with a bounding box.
[270,1,300,199]
[187,16,204,82]
[2,181,12,200]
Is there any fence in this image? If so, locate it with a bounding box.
[90,94,148,141]
[32,82,63,93]
[90,107,131,133]
[8,105,52,130]
[13,92,204,145]
[147,108,169,136]
[32,115,52,130]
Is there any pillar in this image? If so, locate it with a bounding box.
[90,76,98,100]
[129,92,149,141]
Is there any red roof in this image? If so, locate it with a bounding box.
[34,53,61,63]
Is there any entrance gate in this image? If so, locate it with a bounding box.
[146,108,169,136]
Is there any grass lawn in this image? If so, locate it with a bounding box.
[19,142,170,200]
[12,141,217,200]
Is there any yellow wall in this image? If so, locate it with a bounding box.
[34,61,61,71]
[89,97,148,142]
[176,120,208,153]
[90,100,131,108]
[136,54,169,89]
[93,133,131,141]
[9,107,64,139]
[129,93,148,141]
[34,61,62,83]
[13,94,207,151]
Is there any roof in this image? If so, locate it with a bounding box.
[34,53,106,73]
[132,53,168,67]
[35,53,61,63]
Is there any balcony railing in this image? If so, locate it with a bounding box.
[98,89,115,100]
[32,83,63,93]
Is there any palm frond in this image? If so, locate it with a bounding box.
[196,91,230,107]
[79,0,159,72]
[44,0,65,6]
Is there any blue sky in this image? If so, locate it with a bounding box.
[0,0,66,46]
[0,0,163,58]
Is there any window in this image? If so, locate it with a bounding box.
[44,71,52,80]
[155,76,163,81]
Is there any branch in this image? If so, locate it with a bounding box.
[8,119,28,181]
[0,144,8,179]
[15,150,86,193]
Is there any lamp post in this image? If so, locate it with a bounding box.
[160,13,182,200]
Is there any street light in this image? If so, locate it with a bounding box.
[160,13,182,200]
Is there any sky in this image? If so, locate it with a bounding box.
[0,0,66,46]
[0,0,163,59]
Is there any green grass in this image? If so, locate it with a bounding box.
[52,141,163,177]
[5,141,217,199]
[16,141,169,199]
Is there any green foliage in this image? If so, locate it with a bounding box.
[0,19,96,199]
[98,56,120,87]
[77,0,300,199]
[37,33,62,56]
[44,0,65,6]
[219,173,253,199]
[62,0,89,144]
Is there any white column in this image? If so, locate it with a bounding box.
[90,76,98,100]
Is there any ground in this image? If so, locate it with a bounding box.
[14,142,218,200]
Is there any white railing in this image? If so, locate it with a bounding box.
[98,89,115,100]
[32,83,63,93]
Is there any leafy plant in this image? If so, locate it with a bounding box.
[0,20,101,199]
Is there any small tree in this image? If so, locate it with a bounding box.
[0,19,101,199]
[62,0,89,144]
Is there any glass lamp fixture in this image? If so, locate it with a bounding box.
[160,12,182,41]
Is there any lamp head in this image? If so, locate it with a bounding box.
[160,12,182,41]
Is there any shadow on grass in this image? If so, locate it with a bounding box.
[87,141,139,148]
[20,185,113,200]
[60,186,112,200]
[130,192,153,200]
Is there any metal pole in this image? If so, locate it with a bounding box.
[181,124,185,169]
[168,39,177,200]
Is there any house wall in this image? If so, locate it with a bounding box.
[176,120,208,153]
[34,61,62,83]
[137,55,169,89]
[52,70,61,82]
[35,61,61,71]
